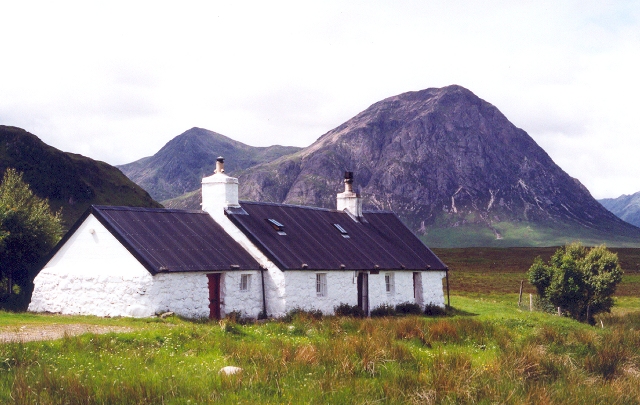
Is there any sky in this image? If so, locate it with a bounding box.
[1,1,639,199]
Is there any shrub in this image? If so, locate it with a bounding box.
[395,302,422,315]
[282,307,323,322]
[424,304,446,317]
[225,310,254,325]
[528,243,623,325]
[370,304,396,317]
[334,303,365,318]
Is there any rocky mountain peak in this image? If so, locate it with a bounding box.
[237,85,639,244]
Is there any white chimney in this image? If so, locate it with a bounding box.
[202,157,240,219]
[336,171,362,218]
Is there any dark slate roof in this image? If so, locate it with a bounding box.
[50,206,261,275]
[225,201,447,271]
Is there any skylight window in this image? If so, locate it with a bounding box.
[266,218,286,235]
[333,223,350,238]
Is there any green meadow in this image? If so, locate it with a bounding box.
[2,247,640,404]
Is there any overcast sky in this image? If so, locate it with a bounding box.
[1,1,638,199]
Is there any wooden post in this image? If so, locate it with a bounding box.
[518,280,524,307]
[529,294,533,311]
[557,307,561,316]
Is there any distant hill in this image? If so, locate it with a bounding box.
[117,127,301,202]
[599,192,640,228]
[0,126,162,228]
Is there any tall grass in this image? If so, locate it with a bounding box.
[2,308,640,404]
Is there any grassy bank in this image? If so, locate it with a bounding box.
[2,295,640,403]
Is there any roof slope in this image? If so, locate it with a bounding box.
[226,201,447,271]
[74,206,261,274]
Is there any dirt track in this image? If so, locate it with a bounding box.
[0,324,132,343]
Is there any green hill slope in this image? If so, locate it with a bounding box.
[0,126,162,228]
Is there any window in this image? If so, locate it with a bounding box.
[385,273,395,295]
[240,274,251,292]
[333,223,350,238]
[266,218,286,235]
[316,273,327,297]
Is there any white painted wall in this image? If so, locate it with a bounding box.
[28,214,267,319]
[284,271,357,314]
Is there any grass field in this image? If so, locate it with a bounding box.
[1,247,640,404]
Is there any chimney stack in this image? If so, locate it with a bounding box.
[336,171,362,219]
[202,156,240,218]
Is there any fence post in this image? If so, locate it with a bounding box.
[529,294,533,311]
[518,280,523,307]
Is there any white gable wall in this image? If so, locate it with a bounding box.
[29,215,156,317]
[28,214,257,319]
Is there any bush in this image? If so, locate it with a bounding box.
[334,303,365,318]
[424,304,446,317]
[395,302,422,315]
[528,243,623,324]
[282,307,323,322]
[370,304,396,317]
[225,310,254,325]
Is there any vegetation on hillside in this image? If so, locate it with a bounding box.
[0,125,162,229]
[0,169,63,311]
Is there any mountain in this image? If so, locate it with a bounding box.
[117,127,301,202]
[234,85,640,247]
[0,126,162,228]
[599,192,640,228]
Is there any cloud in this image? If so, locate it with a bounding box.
[1,1,639,198]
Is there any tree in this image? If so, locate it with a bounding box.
[528,243,623,324]
[0,168,63,310]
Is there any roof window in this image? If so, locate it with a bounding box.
[267,218,287,235]
[333,223,350,238]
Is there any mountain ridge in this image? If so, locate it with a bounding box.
[599,192,640,228]
[124,86,640,247]
[117,127,301,202]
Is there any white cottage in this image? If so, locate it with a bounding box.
[29,157,448,319]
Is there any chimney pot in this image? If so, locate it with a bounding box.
[215,156,225,173]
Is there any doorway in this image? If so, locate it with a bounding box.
[357,272,369,316]
[207,273,222,320]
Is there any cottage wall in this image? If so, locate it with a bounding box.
[29,215,156,317]
[284,271,357,314]
[204,208,286,317]
[282,270,447,315]
[221,271,264,318]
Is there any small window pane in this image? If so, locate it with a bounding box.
[240,274,251,292]
[385,273,394,294]
[316,273,327,297]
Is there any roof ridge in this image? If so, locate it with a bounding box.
[92,205,205,214]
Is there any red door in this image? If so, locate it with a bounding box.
[207,273,222,320]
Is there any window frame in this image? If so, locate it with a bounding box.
[316,273,328,297]
[385,273,395,295]
[240,274,251,292]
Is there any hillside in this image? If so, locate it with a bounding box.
[0,126,162,228]
[117,127,301,202]
[599,192,640,228]
[234,85,640,247]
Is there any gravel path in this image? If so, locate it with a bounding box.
[0,324,132,343]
